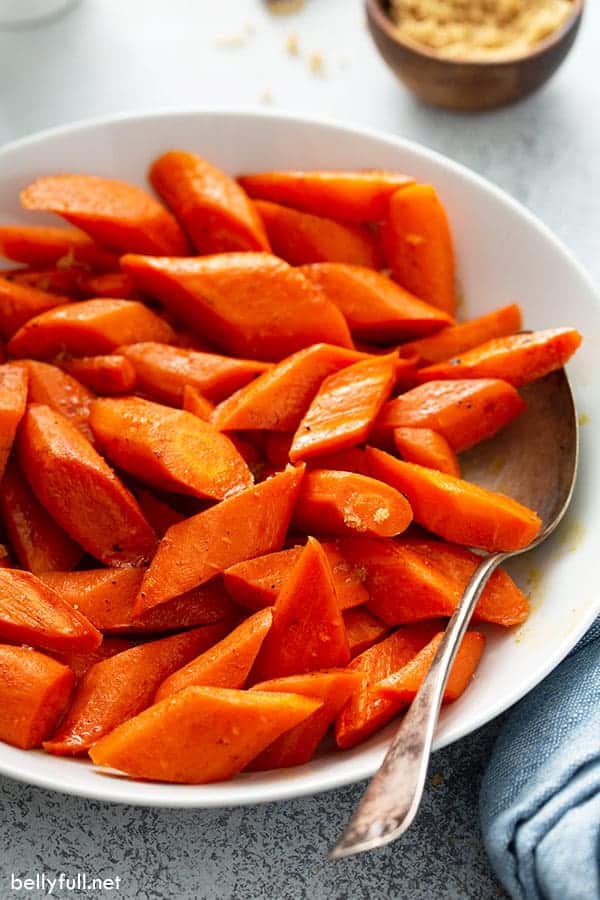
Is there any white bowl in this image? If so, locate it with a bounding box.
[1,111,599,808]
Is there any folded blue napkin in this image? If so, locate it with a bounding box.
[480,617,600,900]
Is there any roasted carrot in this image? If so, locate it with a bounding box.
[212,343,364,433]
[0,224,118,271]
[0,567,101,653]
[250,538,350,682]
[343,607,391,657]
[16,359,94,441]
[3,266,85,296]
[44,626,229,755]
[89,685,321,783]
[76,271,139,299]
[0,645,74,749]
[21,174,190,256]
[393,426,461,477]
[374,379,525,452]
[0,276,70,338]
[0,462,83,574]
[238,170,414,223]
[305,446,372,476]
[182,384,215,421]
[0,544,11,567]
[17,404,157,566]
[8,298,175,359]
[367,449,541,552]
[134,487,185,537]
[417,328,582,386]
[290,353,397,461]
[56,355,137,394]
[120,253,352,361]
[264,432,293,467]
[150,150,270,253]
[0,363,28,481]
[254,200,381,268]
[381,184,456,314]
[50,637,136,682]
[301,263,453,342]
[399,303,522,365]
[89,397,252,501]
[134,466,305,615]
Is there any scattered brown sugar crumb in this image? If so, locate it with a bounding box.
[259,88,275,105]
[307,51,325,76]
[267,0,305,15]
[214,21,256,49]
[285,31,299,56]
[431,772,444,787]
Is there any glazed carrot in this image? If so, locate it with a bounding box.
[0,462,83,574]
[121,253,352,361]
[150,150,270,253]
[44,626,228,755]
[265,432,293,467]
[212,344,364,433]
[301,263,453,342]
[21,174,190,255]
[417,328,582,386]
[248,669,364,769]
[0,363,28,481]
[39,569,239,635]
[367,449,541,552]
[223,543,369,612]
[399,303,522,365]
[0,224,118,271]
[76,271,139,299]
[375,379,525,452]
[119,342,270,406]
[134,466,305,615]
[89,686,321,783]
[7,298,175,359]
[381,184,456,314]
[134,487,184,537]
[89,397,252,500]
[290,353,397,461]
[250,538,350,682]
[0,544,11,567]
[254,200,381,268]
[343,607,391,657]
[56,355,137,394]
[17,404,157,566]
[0,645,74,749]
[0,567,101,653]
[393,426,461,477]
[238,170,414,223]
[16,359,94,441]
[305,446,372,476]
[0,276,70,337]
[156,609,273,701]
[3,267,83,297]
[182,384,215,421]
[0,340,4,364]
[51,637,135,682]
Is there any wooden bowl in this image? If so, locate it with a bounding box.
[366,0,584,111]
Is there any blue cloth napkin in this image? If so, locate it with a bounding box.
[480,617,600,900]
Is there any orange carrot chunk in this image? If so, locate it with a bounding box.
[89,686,321,783]
[0,224,118,271]
[393,426,461,477]
[134,488,185,537]
[343,607,391,657]
[301,263,453,342]
[50,637,136,683]
[0,363,28,481]
[182,384,215,421]
[0,276,70,338]
[21,174,190,256]
[89,396,252,500]
[367,449,541,552]
[56,355,137,394]
[417,328,582,386]
[121,253,352,362]
[0,544,11,567]
[16,359,94,441]
[17,404,157,567]
[0,645,74,749]
[381,184,456,314]
[134,466,305,615]
[77,271,139,299]
[150,150,270,253]
[3,267,81,297]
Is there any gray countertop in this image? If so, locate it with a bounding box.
[1,2,599,897]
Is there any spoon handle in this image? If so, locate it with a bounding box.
[330,551,507,860]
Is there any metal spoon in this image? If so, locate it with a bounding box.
[330,369,578,859]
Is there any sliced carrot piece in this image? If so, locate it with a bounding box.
[0,544,11,567]
[21,174,190,256]
[0,275,70,338]
[367,449,541,552]
[134,487,184,537]
[290,353,397,461]
[248,669,364,769]
[381,184,456,314]
[250,538,350,682]
[50,637,136,682]
[77,270,139,299]
[212,343,364,433]
[150,150,270,253]
[0,567,101,653]
[238,170,414,223]
[0,462,83,574]
[265,433,294,467]
[15,359,94,441]
[0,363,28,481]
[121,253,352,361]
[399,303,522,365]
[44,626,229,755]
[182,384,215,421]
[0,645,74,749]
[0,224,118,271]
[301,263,453,342]
[305,446,372,476]
[89,396,252,501]
[393,426,461,477]
[135,466,305,615]
[417,328,582,387]
[292,469,413,538]
[343,607,391,657]
[56,355,137,394]
[8,298,175,359]
[17,404,157,566]
[375,379,525,452]
[89,685,321,783]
